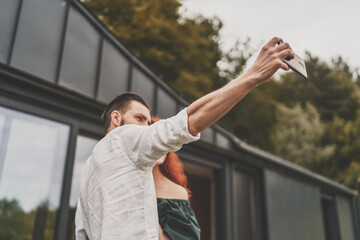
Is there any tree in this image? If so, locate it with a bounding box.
[84,0,225,102]
[276,53,360,122]
[320,111,360,183]
[270,102,334,168]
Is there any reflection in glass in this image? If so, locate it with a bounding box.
[157,88,177,118]
[131,67,154,110]
[0,0,19,63]
[66,135,98,240]
[59,6,100,96]
[11,0,67,81]
[97,40,129,103]
[0,106,69,239]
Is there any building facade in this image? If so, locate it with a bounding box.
[0,0,359,239]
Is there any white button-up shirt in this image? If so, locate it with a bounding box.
[75,109,200,240]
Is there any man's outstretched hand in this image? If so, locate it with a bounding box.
[245,37,294,86]
[187,37,294,136]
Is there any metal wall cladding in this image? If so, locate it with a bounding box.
[0,0,20,63]
[97,40,129,103]
[264,169,326,240]
[11,0,67,81]
[59,6,100,96]
[337,196,356,240]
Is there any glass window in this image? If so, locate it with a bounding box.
[97,40,129,102]
[0,106,70,240]
[215,132,232,149]
[0,0,20,63]
[264,170,325,240]
[233,170,256,240]
[157,88,177,118]
[10,0,67,81]
[201,128,214,143]
[66,135,98,240]
[337,196,356,240]
[59,6,100,97]
[131,67,155,110]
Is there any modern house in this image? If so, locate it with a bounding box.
[0,0,359,239]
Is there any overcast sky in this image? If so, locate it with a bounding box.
[180,0,360,72]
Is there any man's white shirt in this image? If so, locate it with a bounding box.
[75,109,200,239]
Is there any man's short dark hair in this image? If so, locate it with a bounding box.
[102,92,150,130]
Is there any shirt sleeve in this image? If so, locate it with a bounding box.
[109,108,200,169]
[75,200,89,240]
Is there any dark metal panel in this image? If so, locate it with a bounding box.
[96,39,129,102]
[0,0,21,63]
[232,165,267,240]
[131,67,155,111]
[264,169,326,240]
[93,36,104,98]
[55,0,71,84]
[10,0,68,82]
[337,196,356,240]
[156,87,177,118]
[59,5,100,97]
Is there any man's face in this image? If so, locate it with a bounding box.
[121,101,151,126]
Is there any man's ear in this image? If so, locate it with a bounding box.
[110,110,122,127]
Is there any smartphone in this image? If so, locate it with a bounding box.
[284,52,308,79]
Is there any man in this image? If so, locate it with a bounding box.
[75,37,293,239]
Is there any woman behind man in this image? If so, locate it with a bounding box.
[152,117,201,240]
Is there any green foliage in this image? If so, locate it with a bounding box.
[276,53,360,122]
[320,111,360,181]
[0,198,57,240]
[270,102,334,168]
[0,198,33,240]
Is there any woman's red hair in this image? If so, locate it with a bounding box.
[152,116,191,198]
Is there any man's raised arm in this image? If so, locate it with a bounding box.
[187,37,294,136]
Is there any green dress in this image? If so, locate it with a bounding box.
[157,198,201,240]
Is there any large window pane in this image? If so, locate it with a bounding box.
[0,106,69,239]
[0,0,19,63]
[11,0,67,81]
[157,88,177,118]
[337,196,356,240]
[131,67,155,110]
[59,6,100,96]
[97,40,129,102]
[66,135,98,240]
[265,170,326,240]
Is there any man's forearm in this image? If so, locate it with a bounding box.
[186,71,257,136]
[186,37,294,136]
